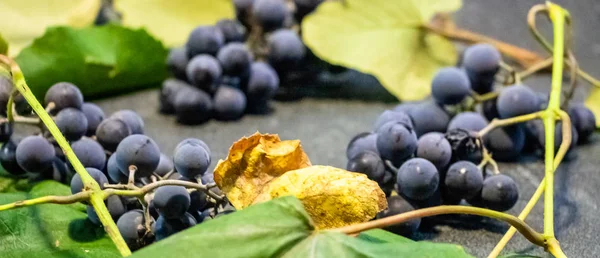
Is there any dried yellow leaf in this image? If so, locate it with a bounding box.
[214,132,312,209]
[253,165,387,229]
[214,133,387,229]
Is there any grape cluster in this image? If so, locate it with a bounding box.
[161,0,323,124]
[0,80,231,249]
[346,44,596,237]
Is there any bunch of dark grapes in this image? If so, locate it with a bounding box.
[161,0,324,124]
[0,80,232,250]
[345,44,596,237]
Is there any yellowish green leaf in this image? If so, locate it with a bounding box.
[114,0,235,47]
[0,0,100,56]
[0,33,8,55]
[302,0,461,101]
[585,88,600,127]
[214,133,386,229]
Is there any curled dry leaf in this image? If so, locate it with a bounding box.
[214,132,387,229]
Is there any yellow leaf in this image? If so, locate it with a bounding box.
[214,132,312,209]
[0,0,100,56]
[253,165,387,229]
[585,88,600,127]
[301,0,461,101]
[114,0,235,47]
[214,133,387,229]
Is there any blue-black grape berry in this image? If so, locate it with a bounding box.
[154,213,197,241]
[44,82,84,114]
[71,167,108,194]
[173,140,211,178]
[496,84,540,118]
[115,134,161,178]
[396,158,439,201]
[245,62,279,103]
[415,132,452,170]
[444,161,483,199]
[173,87,213,125]
[55,108,88,141]
[253,0,289,32]
[462,44,501,94]
[159,79,192,114]
[447,112,488,132]
[96,118,132,152]
[81,103,105,136]
[215,19,246,43]
[213,86,247,121]
[376,121,418,166]
[15,135,55,173]
[376,195,420,236]
[373,110,413,131]
[153,185,191,219]
[481,174,518,211]
[0,138,25,175]
[117,210,147,249]
[186,54,222,92]
[346,151,385,183]
[267,29,306,71]
[110,110,144,135]
[186,26,225,57]
[107,154,128,184]
[568,104,596,143]
[217,43,252,77]
[167,47,189,80]
[483,125,525,161]
[346,132,378,159]
[70,138,106,170]
[409,101,451,137]
[154,153,174,177]
[431,67,471,105]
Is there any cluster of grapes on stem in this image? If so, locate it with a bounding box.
[161,0,323,124]
[345,43,596,237]
[0,79,229,250]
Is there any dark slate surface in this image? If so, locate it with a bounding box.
[93,1,600,257]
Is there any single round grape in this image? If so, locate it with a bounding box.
[81,103,105,136]
[496,84,540,118]
[154,213,197,241]
[215,19,246,43]
[245,62,279,103]
[444,161,483,199]
[175,138,211,156]
[396,158,439,201]
[174,143,211,178]
[153,185,191,219]
[154,153,174,177]
[15,136,55,173]
[415,132,452,169]
[462,44,501,94]
[44,82,84,114]
[376,195,420,236]
[95,118,132,152]
[166,47,189,80]
[116,209,146,247]
[110,109,144,135]
[213,86,247,121]
[409,101,451,137]
[447,112,488,132]
[186,54,222,92]
[217,43,252,77]
[115,134,161,178]
[445,128,483,163]
[481,174,518,211]
[0,77,13,115]
[70,167,108,194]
[107,154,128,184]
[346,151,385,183]
[376,121,418,166]
[0,138,25,175]
[569,104,596,143]
[87,195,126,225]
[186,26,225,57]
[159,79,192,114]
[70,138,106,170]
[267,29,306,71]
[431,67,471,105]
[483,125,525,161]
[55,108,88,141]
[294,0,324,21]
[346,132,378,159]
[253,0,289,31]
[0,122,13,143]
[373,110,413,131]
[173,87,213,125]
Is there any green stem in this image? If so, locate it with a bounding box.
[542,2,567,238]
[0,55,131,256]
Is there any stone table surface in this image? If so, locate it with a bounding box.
[95,0,600,257]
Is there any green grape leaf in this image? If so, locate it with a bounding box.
[357,228,413,243]
[584,89,600,127]
[130,196,473,258]
[114,0,235,48]
[0,33,8,55]
[0,180,119,258]
[14,24,168,100]
[0,0,100,57]
[302,0,461,101]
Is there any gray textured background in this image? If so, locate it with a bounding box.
[91,1,600,257]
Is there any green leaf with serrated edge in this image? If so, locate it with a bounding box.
[114,0,235,48]
[0,180,119,258]
[358,228,413,243]
[15,24,168,100]
[130,196,472,258]
[302,0,461,101]
[584,88,600,127]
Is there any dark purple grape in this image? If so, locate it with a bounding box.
[81,103,105,136]
[186,26,224,57]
